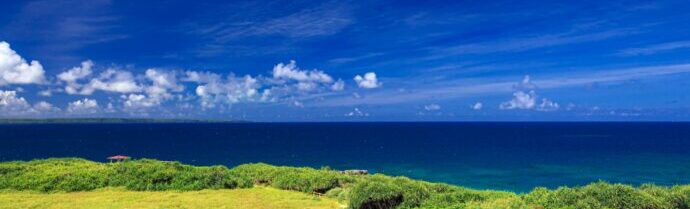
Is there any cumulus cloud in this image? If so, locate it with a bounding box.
[0,41,46,85]
[345,107,369,117]
[189,72,261,109]
[500,90,537,110]
[82,69,141,94]
[121,69,186,109]
[354,72,381,88]
[424,103,441,111]
[472,102,483,110]
[537,98,560,111]
[32,101,59,112]
[59,61,142,95]
[58,60,94,94]
[0,90,31,112]
[273,60,333,83]
[123,94,158,108]
[0,91,59,115]
[67,98,99,114]
[331,79,345,91]
[272,60,337,92]
[500,76,560,111]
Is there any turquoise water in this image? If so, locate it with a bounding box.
[1,122,689,192]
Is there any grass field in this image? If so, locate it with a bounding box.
[0,187,344,209]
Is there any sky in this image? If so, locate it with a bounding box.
[0,0,690,121]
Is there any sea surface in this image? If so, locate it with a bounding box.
[1,122,689,192]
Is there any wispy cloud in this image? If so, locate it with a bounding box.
[189,2,352,42]
[617,40,690,56]
[312,63,690,106]
[436,28,635,55]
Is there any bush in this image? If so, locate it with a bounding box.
[0,158,250,192]
[523,181,690,209]
[230,163,354,193]
[349,180,404,209]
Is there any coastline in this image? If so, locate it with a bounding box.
[1,158,688,209]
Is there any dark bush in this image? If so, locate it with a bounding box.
[349,180,404,209]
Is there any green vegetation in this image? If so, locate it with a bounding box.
[2,158,689,209]
[0,187,342,209]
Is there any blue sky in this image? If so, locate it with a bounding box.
[1,0,690,121]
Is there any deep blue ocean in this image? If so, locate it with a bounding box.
[1,122,689,192]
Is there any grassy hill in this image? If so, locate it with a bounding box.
[0,158,688,209]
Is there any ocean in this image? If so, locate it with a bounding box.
[1,122,688,192]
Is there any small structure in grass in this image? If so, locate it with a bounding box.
[107,155,131,162]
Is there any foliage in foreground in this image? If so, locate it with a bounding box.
[0,187,342,209]
[1,158,689,209]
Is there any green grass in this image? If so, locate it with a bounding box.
[0,187,343,209]
[1,158,689,209]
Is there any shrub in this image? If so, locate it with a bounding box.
[0,158,250,192]
[522,181,690,209]
[230,163,354,193]
[349,180,404,209]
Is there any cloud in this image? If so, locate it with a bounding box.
[32,101,60,112]
[315,64,690,107]
[424,104,441,111]
[345,107,368,117]
[500,90,537,110]
[272,60,335,92]
[472,102,483,110]
[617,40,690,56]
[354,72,381,89]
[500,76,559,111]
[437,28,634,56]
[0,91,59,116]
[189,73,261,108]
[83,69,141,94]
[123,94,158,108]
[330,79,345,91]
[58,60,94,94]
[537,98,560,111]
[67,98,99,114]
[0,41,46,85]
[58,62,142,95]
[0,90,32,112]
[191,2,352,41]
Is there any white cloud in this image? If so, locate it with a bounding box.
[190,73,261,108]
[273,60,333,83]
[38,90,52,97]
[0,90,31,112]
[123,94,158,108]
[0,41,46,85]
[83,69,141,94]
[345,107,368,117]
[537,98,560,111]
[58,60,93,83]
[330,79,345,91]
[67,98,99,114]
[354,72,381,88]
[58,60,94,94]
[272,60,335,92]
[500,76,559,111]
[472,102,483,110]
[500,90,537,110]
[424,103,441,111]
[618,40,690,56]
[33,101,60,112]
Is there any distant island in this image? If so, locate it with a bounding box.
[0,118,248,124]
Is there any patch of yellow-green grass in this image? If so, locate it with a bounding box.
[0,187,345,209]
